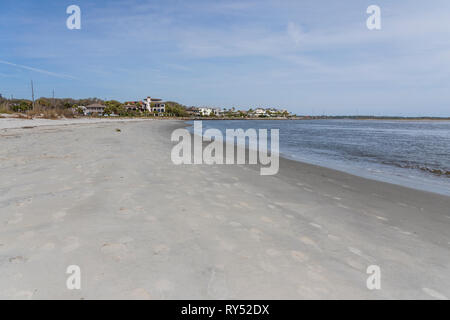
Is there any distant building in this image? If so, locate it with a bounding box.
[254,108,266,116]
[198,107,215,116]
[83,104,106,115]
[123,104,141,111]
[123,101,143,111]
[186,107,200,116]
[143,96,165,114]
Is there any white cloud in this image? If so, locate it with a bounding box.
[0,60,76,80]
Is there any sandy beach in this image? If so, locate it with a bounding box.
[0,119,449,299]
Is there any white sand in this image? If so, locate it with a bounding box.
[0,120,449,299]
[0,117,149,130]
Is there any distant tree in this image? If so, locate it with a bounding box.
[105,100,122,109]
[103,106,113,115]
[75,106,84,115]
[11,100,32,112]
[165,101,188,117]
[36,98,51,107]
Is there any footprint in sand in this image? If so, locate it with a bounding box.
[9,256,28,264]
[229,221,241,228]
[16,197,32,207]
[299,236,319,249]
[397,202,409,208]
[130,288,152,300]
[422,288,447,300]
[52,211,67,221]
[118,236,134,244]
[249,228,263,242]
[13,290,34,300]
[309,222,322,229]
[219,240,235,252]
[18,231,35,241]
[40,242,56,251]
[155,279,174,298]
[62,236,80,253]
[207,267,229,299]
[259,260,278,273]
[153,244,170,255]
[238,201,252,209]
[391,226,413,236]
[101,242,128,261]
[266,248,281,257]
[346,258,365,271]
[291,250,308,262]
[7,213,23,225]
[261,216,273,223]
[327,234,340,241]
[348,247,363,256]
[307,269,328,282]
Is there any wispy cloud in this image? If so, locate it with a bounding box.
[0,60,76,80]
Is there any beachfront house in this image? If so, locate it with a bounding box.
[254,108,267,116]
[123,103,141,111]
[144,96,166,114]
[83,103,106,115]
[123,101,143,112]
[186,107,200,116]
[198,107,214,116]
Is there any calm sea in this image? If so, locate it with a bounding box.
[188,119,450,196]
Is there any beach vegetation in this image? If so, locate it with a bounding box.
[165,101,188,117]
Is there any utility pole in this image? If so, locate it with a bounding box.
[52,89,55,108]
[31,80,35,110]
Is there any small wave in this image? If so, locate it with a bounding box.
[418,167,450,177]
[385,162,450,177]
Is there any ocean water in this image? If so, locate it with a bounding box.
[188,119,450,196]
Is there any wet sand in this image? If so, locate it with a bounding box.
[0,119,449,299]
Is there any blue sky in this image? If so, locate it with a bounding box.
[1,0,450,116]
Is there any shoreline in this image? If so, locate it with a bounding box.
[0,117,153,130]
[183,120,450,197]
